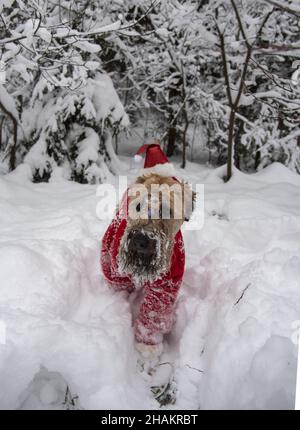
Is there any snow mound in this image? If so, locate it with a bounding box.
[253,162,300,186]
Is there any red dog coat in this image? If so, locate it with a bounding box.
[101,203,185,346]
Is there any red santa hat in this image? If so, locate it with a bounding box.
[134,142,176,177]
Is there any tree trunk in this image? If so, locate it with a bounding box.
[181,113,189,169]
[254,145,261,170]
[114,133,118,155]
[226,109,236,182]
[0,100,18,171]
[166,119,176,157]
[234,141,240,170]
[0,117,3,151]
[181,134,186,168]
[234,118,244,170]
[9,118,18,171]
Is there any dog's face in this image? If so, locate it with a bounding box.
[118,173,196,281]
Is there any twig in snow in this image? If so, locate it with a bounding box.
[158,361,174,369]
[185,364,204,374]
[234,283,251,306]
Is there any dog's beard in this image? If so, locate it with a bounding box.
[117,229,173,283]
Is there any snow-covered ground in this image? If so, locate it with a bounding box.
[0,158,299,410]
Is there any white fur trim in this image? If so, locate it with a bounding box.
[134,154,143,163]
[139,162,176,177]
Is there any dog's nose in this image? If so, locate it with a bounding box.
[132,232,149,251]
[131,232,152,254]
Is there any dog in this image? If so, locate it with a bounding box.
[101,160,195,357]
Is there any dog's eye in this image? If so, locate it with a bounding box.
[136,203,141,212]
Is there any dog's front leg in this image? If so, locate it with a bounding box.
[101,236,134,293]
[104,278,135,294]
[134,280,181,357]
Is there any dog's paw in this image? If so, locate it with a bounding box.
[135,342,163,359]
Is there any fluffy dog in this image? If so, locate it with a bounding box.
[101,159,195,357]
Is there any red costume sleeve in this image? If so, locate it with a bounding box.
[101,216,134,293]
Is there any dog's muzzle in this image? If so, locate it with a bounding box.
[128,231,157,257]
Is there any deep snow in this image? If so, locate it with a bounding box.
[0,159,299,409]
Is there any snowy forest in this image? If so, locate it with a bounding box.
[0,0,300,182]
[0,0,300,412]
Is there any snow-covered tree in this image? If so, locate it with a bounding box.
[113,0,300,177]
[0,0,131,182]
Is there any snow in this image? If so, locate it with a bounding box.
[37,28,52,44]
[155,28,169,39]
[103,131,127,174]
[291,66,300,87]
[91,73,130,127]
[88,20,121,35]
[74,41,101,53]
[76,128,100,166]
[0,157,299,409]
[24,135,51,177]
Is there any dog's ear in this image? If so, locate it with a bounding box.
[136,175,147,184]
[182,183,197,222]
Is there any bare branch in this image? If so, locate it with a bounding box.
[260,0,300,17]
[215,18,233,108]
[230,0,250,49]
